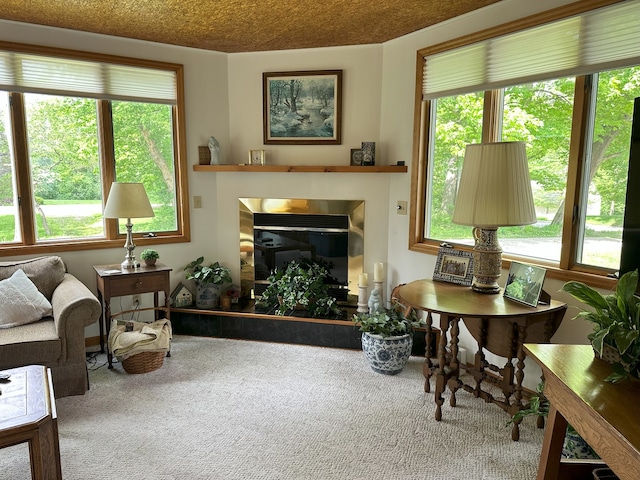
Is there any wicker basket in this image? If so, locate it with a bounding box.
[121,351,165,374]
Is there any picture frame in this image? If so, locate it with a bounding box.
[248,149,266,165]
[503,261,547,307]
[350,148,363,166]
[263,70,342,145]
[433,247,474,286]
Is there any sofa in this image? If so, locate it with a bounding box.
[0,256,101,398]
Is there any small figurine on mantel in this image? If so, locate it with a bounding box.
[208,136,220,165]
[368,287,383,314]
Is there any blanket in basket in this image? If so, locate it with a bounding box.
[108,318,172,361]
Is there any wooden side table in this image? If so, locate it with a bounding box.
[94,262,172,368]
[525,343,640,480]
[0,365,62,480]
[397,278,567,440]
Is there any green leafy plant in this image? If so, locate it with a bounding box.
[140,248,159,260]
[506,381,549,427]
[561,269,640,383]
[184,257,232,285]
[505,382,598,459]
[352,304,422,337]
[256,259,342,318]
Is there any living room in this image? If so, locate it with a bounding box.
[0,0,638,478]
[0,0,605,351]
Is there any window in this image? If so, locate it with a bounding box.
[411,0,640,287]
[0,44,189,254]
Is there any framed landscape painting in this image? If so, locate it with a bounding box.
[263,70,342,145]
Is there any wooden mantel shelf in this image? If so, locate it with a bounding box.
[193,164,407,173]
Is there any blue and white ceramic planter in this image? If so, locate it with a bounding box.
[361,332,413,375]
[196,283,221,309]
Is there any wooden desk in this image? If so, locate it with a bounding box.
[0,365,62,480]
[397,279,567,440]
[525,343,640,480]
[94,262,172,368]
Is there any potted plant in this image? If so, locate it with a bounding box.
[561,269,640,383]
[184,257,232,309]
[140,248,159,266]
[256,258,343,318]
[352,301,423,375]
[507,382,598,459]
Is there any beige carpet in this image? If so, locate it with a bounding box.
[0,336,545,479]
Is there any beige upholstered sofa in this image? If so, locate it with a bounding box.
[0,256,101,398]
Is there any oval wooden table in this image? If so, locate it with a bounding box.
[397,279,567,440]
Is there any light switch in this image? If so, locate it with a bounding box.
[396,201,407,215]
[194,196,202,209]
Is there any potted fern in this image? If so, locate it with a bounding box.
[352,301,423,375]
[184,257,232,309]
[561,269,640,383]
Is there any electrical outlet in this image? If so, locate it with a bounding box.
[396,201,407,215]
[132,294,141,307]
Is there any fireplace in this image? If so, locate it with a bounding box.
[239,198,364,302]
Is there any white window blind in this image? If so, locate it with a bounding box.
[423,0,640,98]
[0,51,177,104]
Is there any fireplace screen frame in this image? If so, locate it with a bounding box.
[239,198,364,301]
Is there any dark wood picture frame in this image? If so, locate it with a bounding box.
[433,246,474,286]
[263,70,342,145]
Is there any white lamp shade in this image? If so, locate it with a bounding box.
[103,182,155,219]
[452,142,536,228]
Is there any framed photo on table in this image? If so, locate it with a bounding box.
[433,246,474,286]
[504,261,547,307]
[263,70,342,145]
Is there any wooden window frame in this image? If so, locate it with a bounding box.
[0,42,190,257]
[409,0,624,289]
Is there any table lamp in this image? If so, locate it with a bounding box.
[452,142,536,293]
[103,182,155,269]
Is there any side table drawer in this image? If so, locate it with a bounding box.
[107,272,168,297]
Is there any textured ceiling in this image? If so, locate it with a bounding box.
[0,0,502,53]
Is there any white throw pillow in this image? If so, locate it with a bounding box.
[0,269,53,329]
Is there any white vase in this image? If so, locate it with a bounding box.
[361,331,412,375]
[196,283,221,309]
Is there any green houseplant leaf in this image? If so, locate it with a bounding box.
[561,269,640,382]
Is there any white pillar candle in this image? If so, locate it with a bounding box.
[373,262,384,282]
[359,273,368,286]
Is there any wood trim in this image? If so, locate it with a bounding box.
[409,0,627,289]
[173,65,190,241]
[98,100,117,238]
[0,40,184,72]
[560,76,591,271]
[8,93,35,245]
[0,42,191,255]
[483,90,502,143]
[416,0,624,59]
[193,165,407,173]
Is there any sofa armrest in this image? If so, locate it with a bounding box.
[51,273,101,361]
